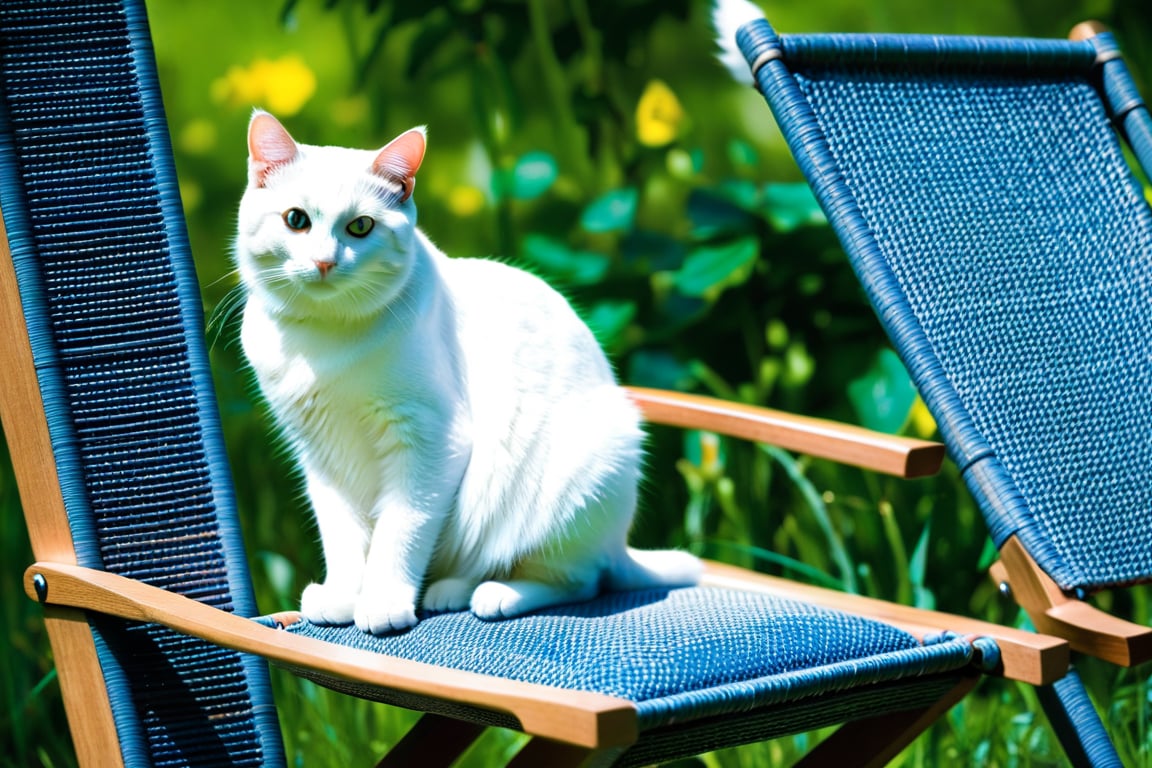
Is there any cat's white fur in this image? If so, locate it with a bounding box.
[236,112,701,634]
[712,0,764,85]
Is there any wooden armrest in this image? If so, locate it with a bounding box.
[992,536,1152,666]
[625,386,945,479]
[702,560,1068,686]
[23,562,637,750]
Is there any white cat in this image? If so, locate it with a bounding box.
[235,111,701,634]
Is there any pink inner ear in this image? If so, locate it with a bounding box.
[371,129,426,200]
[249,112,298,187]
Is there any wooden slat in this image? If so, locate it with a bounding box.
[702,560,1069,686]
[1068,20,1108,42]
[508,739,623,768]
[798,675,977,768]
[625,386,945,478]
[995,536,1152,666]
[0,211,76,564]
[0,208,123,767]
[42,608,125,768]
[23,562,639,750]
[375,714,486,768]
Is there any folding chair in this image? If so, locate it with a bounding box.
[0,1,1066,765]
[730,8,1152,766]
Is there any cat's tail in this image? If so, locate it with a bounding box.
[606,547,703,592]
[711,0,765,86]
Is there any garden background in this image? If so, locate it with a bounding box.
[4,0,1152,765]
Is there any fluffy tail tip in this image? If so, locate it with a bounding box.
[712,0,765,85]
[610,548,703,591]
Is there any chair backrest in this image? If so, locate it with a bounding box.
[0,0,283,764]
[738,21,1152,597]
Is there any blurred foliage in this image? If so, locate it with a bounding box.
[4,0,1152,766]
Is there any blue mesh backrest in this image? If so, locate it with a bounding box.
[0,1,282,764]
[743,26,1152,594]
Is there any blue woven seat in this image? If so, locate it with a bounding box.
[734,12,1152,768]
[0,1,1065,766]
[274,587,975,731]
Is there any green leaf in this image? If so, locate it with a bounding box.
[583,300,636,348]
[761,444,858,593]
[762,182,827,232]
[674,236,759,298]
[727,138,759,169]
[622,230,685,271]
[580,187,638,233]
[909,520,937,610]
[256,550,297,603]
[627,349,694,390]
[519,234,609,285]
[847,348,917,434]
[687,188,755,238]
[508,151,558,200]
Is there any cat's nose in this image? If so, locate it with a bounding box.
[314,260,335,278]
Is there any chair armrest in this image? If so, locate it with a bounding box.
[23,562,637,750]
[25,559,1067,696]
[702,560,1068,686]
[625,387,945,479]
[991,536,1152,666]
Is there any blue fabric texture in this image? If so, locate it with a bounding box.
[281,587,980,731]
[740,19,1152,595]
[0,0,283,765]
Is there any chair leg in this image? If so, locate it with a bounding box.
[508,738,625,768]
[1036,666,1123,768]
[794,675,977,768]
[374,714,486,768]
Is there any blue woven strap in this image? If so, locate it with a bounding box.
[1037,667,1123,767]
[276,587,983,731]
[0,1,283,764]
[739,18,1152,595]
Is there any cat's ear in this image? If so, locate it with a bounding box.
[248,111,299,188]
[371,127,426,203]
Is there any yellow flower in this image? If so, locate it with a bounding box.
[212,55,317,117]
[908,396,938,438]
[636,79,684,147]
[447,186,486,217]
[698,431,721,476]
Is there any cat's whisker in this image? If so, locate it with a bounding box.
[204,267,241,292]
[206,284,250,351]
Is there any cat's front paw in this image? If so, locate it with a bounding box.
[423,578,475,613]
[470,580,527,620]
[300,582,356,625]
[354,594,419,634]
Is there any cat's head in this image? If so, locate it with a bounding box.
[235,110,427,322]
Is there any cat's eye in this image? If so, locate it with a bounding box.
[282,208,311,232]
[346,215,375,238]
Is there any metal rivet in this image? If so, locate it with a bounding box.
[32,573,48,603]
